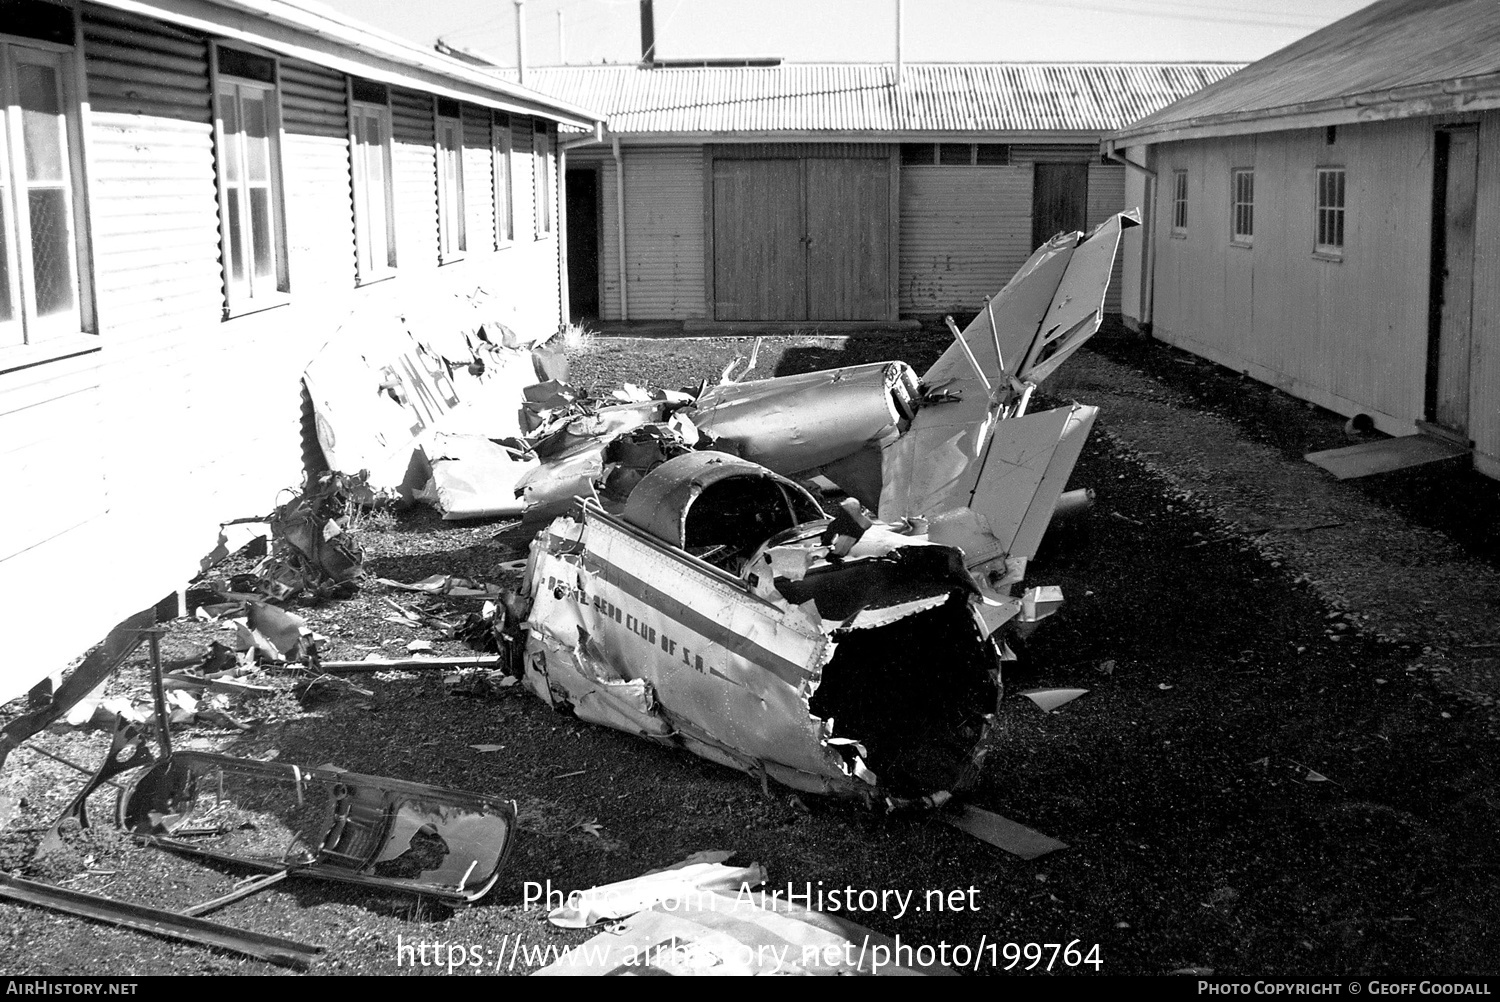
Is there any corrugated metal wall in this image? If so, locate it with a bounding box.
[604,147,705,320]
[1086,163,1127,313]
[898,166,1032,313]
[1150,119,1434,432]
[1012,143,1101,163]
[280,58,355,292]
[1469,110,1500,478]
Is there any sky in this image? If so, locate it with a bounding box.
[321,0,1373,66]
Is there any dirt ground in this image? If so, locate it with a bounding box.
[0,326,1496,976]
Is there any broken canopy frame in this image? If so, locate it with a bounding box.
[117,752,517,904]
[511,212,1136,806]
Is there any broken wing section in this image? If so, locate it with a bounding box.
[1017,212,1137,385]
[302,307,549,516]
[927,403,1097,579]
[879,213,1132,574]
[920,211,1137,393]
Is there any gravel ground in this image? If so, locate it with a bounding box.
[0,328,1495,976]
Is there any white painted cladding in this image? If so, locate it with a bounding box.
[898,165,1032,314]
[0,5,572,702]
[1139,111,1500,480]
[1151,120,1434,434]
[1468,110,1500,478]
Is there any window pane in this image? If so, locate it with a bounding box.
[974,144,1009,165]
[19,62,65,183]
[938,143,970,165]
[242,92,269,183]
[899,143,932,165]
[221,90,242,184]
[249,186,273,281]
[28,187,74,316]
[0,194,13,324]
[226,188,245,284]
[497,165,509,237]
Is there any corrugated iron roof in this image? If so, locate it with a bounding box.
[523,63,1239,135]
[1111,0,1500,144]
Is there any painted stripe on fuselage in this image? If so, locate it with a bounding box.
[589,554,810,689]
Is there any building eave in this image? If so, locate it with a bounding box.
[1105,70,1500,150]
[600,129,1111,146]
[89,0,606,128]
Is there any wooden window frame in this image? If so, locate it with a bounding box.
[435,103,466,261]
[210,44,290,318]
[349,82,396,284]
[0,23,96,371]
[1230,168,1254,246]
[1170,169,1188,237]
[1314,166,1345,259]
[492,111,513,247]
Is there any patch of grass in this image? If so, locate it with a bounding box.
[559,321,596,352]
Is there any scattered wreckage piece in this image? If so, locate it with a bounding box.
[510,213,1136,807]
[182,870,291,917]
[318,656,503,672]
[1021,688,1090,712]
[943,803,1068,860]
[547,857,768,929]
[301,299,557,517]
[534,861,953,976]
[248,471,371,602]
[534,890,954,975]
[0,872,320,970]
[0,609,156,772]
[690,361,921,510]
[41,719,156,851]
[118,752,517,904]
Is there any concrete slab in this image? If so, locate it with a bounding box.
[1304,435,1468,480]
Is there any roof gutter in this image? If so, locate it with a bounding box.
[1105,70,1500,149]
[1102,148,1154,178]
[94,0,604,129]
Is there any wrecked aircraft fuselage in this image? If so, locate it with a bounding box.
[521,453,1010,805]
[511,212,1139,806]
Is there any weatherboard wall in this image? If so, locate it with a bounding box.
[0,3,570,702]
[1469,110,1500,478]
[1148,119,1437,438]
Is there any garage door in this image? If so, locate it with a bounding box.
[712,152,892,322]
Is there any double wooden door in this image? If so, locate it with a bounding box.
[712,156,891,322]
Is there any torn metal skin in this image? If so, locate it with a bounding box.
[512,213,1137,806]
[118,753,517,903]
